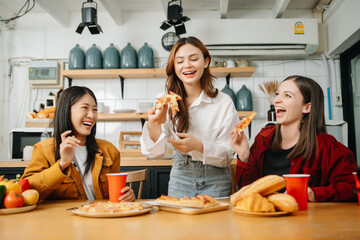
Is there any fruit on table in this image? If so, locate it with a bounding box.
[22,189,39,205]
[0,185,6,207]
[3,190,24,208]
[0,181,22,194]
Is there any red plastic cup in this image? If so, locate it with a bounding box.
[106,173,128,202]
[352,172,360,205]
[283,174,310,211]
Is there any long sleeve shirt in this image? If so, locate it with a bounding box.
[235,125,358,202]
[141,91,239,168]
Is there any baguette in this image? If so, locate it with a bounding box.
[266,193,299,212]
[230,175,286,206]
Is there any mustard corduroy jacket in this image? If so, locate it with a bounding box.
[22,137,120,201]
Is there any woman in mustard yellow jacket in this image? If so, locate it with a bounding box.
[22,86,135,201]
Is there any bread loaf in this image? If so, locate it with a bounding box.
[266,193,299,212]
[26,112,37,119]
[236,193,275,212]
[230,175,286,206]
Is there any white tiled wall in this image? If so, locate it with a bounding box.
[26,58,343,149]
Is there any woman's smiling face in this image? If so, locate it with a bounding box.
[174,43,209,87]
[70,93,98,141]
[274,79,310,126]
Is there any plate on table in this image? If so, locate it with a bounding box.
[113,109,136,113]
[72,202,152,218]
[231,207,290,217]
[0,204,36,215]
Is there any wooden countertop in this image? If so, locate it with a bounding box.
[0,159,237,168]
[0,160,173,168]
[1,200,359,239]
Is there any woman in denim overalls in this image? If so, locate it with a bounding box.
[140,37,239,198]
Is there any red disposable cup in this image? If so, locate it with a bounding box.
[283,174,310,211]
[106,173,128,202]
[352,172,360,205]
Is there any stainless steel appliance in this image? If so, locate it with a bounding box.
[10,128,53,160]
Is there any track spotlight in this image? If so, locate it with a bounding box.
[76,0,103,35]
[160,0,190,36]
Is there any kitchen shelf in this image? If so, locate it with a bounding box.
[25,111,256,127]
[98,111,256,121]
[61,67,254,79]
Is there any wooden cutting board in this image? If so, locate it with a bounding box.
[157,203,230,215]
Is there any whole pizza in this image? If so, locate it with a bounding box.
[78,201,144,213]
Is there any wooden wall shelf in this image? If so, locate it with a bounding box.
[61,67,254,79]
[98,111,255,121]
[25,111,256,127]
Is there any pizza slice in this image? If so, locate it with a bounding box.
[155,91,182,116]
[157,195,180,206]
[156,194,218,208]
[236,112,257,132]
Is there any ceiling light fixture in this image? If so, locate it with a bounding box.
[160,0,190,36]
[76,0,103,35]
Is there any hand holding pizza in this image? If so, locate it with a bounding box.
[230,128,250,163]
[147,103,168,125]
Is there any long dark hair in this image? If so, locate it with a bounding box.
[165,36,218,133]
[272,75,327,161]
[53,86,99,175]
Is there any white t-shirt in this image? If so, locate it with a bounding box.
[73,146,95,200]
[140,91,239,167]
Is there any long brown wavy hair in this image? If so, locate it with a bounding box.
[272,75,327,161]
[165,36,218,133]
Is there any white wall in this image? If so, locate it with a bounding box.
[324,0,360,56]
[3,11,344,157]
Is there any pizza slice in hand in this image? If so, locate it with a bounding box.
[236,112,257,132]
[155,91,182,115]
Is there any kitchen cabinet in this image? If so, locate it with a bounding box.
[120,166,171,199]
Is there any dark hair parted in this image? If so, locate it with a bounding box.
[272,75,327,161]
[53,86,99,175]
[165,36,218,133]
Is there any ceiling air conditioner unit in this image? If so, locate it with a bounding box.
[186,19,319,57]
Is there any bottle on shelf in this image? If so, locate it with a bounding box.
[235,85,253,111]
[103,43,120,69]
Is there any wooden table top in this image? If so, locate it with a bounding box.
[1,200,359,239]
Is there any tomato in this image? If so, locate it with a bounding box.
[3,191,24,208]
